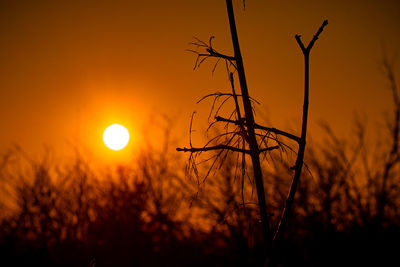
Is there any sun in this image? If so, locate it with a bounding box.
[103,123,130,151]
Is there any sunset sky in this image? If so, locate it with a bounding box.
[0,0,399,163]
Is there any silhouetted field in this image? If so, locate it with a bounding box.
[0,112,399,267]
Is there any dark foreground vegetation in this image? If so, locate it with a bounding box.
[1,95,400,267]
[1,59,400,266]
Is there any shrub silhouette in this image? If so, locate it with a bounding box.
[0,99,400,267]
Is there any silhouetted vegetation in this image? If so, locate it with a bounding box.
[178,0,327,264]
[1,71,400,266]
[1,1,399,266]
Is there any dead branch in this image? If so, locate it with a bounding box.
[272,20,328,244]
[197,92,260,105]
[215,116,300,143]
[295,20,328,55]
[225,0,272,254]
[177,145,248,154]
[177,145,278,154]
[188,36,237,71]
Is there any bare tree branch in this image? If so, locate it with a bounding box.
[215,116,300,142]
[295,20,328,54]
[177,145,248,154]
[273,19,328,244]
[188,36,237,71]
[177,145,278,154]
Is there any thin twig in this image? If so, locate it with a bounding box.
[177,144,278,154]
[215,116,300,143]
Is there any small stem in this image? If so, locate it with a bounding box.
[273,18,328,249]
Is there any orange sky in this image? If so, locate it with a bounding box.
[0,0,399,164]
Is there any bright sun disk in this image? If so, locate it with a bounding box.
[103,123,130,151]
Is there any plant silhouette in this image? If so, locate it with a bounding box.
[177,0,327,264]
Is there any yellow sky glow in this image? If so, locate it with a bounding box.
[0,1,399,160]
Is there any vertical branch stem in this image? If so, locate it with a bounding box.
[226,0,272,251]
[273,54,309,242]
[229,73,243,123]
[273,20,328,243]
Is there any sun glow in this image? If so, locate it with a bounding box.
[103,124,130,151]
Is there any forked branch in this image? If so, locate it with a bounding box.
[295,20,328,54]
[273,20,328,244]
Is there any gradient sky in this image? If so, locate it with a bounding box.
[0,0,399,163]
